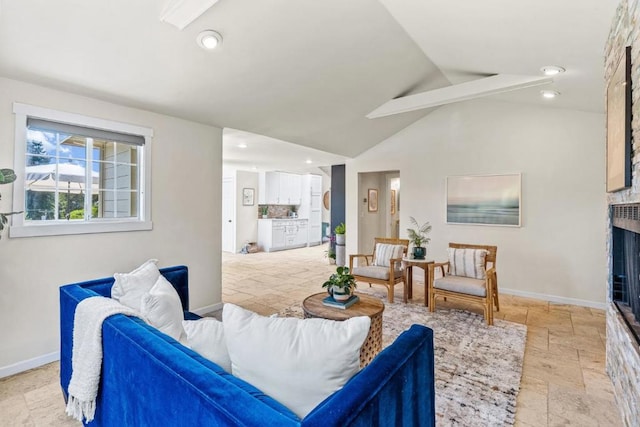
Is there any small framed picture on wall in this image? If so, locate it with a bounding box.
[390,189,396,214]
[242,188,255,206]
[368,188,378,212]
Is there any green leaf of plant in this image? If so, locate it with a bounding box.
[0,169,17,185]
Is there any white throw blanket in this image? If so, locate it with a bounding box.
[66,296,144,423]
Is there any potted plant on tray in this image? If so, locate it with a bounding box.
[406,216,432,260]
[322,266,357,302]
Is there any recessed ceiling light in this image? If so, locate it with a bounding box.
[305,159,313,164]
[197,30,222,50]
[540,89,560,99]
[238,143,247,149]
[540,66,565,76]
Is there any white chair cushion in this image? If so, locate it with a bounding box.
[140,275,186,343]
[182,318,231,373]
[434,275,487,297]
[447,248,488,279]
[373,244,404,267]
[223,303,370,419]
[352,265,403,281]
[111,259,160,310]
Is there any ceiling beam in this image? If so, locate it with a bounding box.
[366,74,553,119]
[160,0,219,30]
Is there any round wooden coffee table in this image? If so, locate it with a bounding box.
[302,292,384,367]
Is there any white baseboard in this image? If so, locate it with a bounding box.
[500,287,607,310]
[0,351,59,379]
[192,302,223,316]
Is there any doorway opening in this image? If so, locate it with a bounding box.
[357,170,400,255]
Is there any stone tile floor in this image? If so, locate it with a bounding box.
[0,245,623,426]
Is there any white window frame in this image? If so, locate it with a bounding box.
[10,103,153,238]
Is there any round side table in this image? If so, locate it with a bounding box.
[402,258,434,305]
[302,292,384,367]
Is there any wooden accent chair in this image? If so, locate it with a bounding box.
[349,237,410,303]
[428,243,499,325]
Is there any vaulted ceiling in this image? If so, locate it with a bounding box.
[0,0,619,162]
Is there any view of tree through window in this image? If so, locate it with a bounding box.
[25,122,140,222]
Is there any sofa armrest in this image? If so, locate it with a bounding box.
[59,265,192,401]
[302,324,435,427]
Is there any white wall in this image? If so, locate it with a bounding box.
[0,77,222,373]
[235,170,259,250]
[346,99,607,306]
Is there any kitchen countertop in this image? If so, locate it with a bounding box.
[259,217,307,221]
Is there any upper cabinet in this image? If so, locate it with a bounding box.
[259,172,302,205]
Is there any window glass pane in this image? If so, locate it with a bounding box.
[99,190,138,218]
[25,123,141,223]
[60,136,87,163]
[25,190,55,221]
[95,141,138,219]
[26,129,57,165]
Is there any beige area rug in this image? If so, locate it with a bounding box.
[279,288,527,427]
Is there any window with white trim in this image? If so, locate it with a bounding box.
[11,103,153,237]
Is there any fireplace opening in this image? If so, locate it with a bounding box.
[612,204,640,345]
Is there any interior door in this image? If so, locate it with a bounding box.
[222,177,235,253]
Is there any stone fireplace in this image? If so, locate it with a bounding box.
[606,2,640,425]
[611,204,640,340]
[606,204,640,425]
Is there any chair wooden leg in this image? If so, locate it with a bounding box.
[388,285,394,303]
[485,298,494,326]
[429,293,436,312]
[493,273,500,311]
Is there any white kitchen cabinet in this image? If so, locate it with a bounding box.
[271,223,286,249]
[258,219,308,252]
[285,173,302,205]
[265,172,281,204]
[299,174,322,246]
[294,221,308,246]
[259,172,302,205]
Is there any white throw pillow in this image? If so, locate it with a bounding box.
[448,248,488,279]
[373,243,404,267]
[182,318,232,373]
[140,275,186,343]
[223,303,370,419]
[111,259,160,310]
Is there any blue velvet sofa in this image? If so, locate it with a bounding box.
[60,265,436,426]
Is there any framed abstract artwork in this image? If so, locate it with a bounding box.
[606,46,632,193]
[446,173,521,227]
